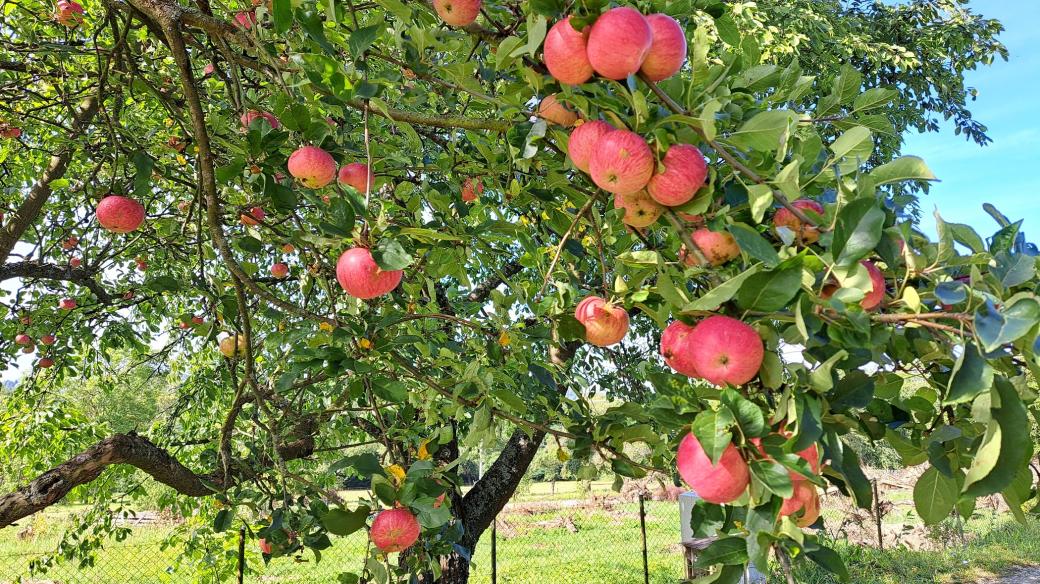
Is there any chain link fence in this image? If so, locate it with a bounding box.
[0,490,685,583]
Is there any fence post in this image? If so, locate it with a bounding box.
[872,480,883,550]
[639,493,649,584]
[237,527,246,584]
[491,518,497,584]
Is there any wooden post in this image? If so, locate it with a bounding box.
[872,479,883,550]
[639,493,649,584]
[237,527,246,584]
[491,518,497,584]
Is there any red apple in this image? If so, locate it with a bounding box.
[681,229,740,267]
[259,538,272,555]
[370,508,420,553]
[69,257,81,268]
[567,120,614,173]
[613,190,663,228]
[240,206,265,226]
[640,14,686,82]
[589,130,654,195]
[660,321,699,378]
[821,260,885,310]
[233,10,256,30]
[0,126,20,139]
[38,357,54,369]
[203,63,216,76]
[135,259,148,272]
[55,0,84,27]
[62,236,79,250]
[684,315,763,386]
[337,163,375,194]
[336,248,403,299]
[281,243,295,253]
[59,298,77,310]
[240,110,281,130]
[543,17,594,85]
[574,296,629,347]
[586,7,652,80]
[15,334,32,346]
[179,321,191,330]
[537,94,579,127]
[773,199,824,245]
[287,146,337,189]
[271,262,289,279]
[780,481,821,527]
[96,195,145,233]
[192,315,204,325]
[433,0,480,27]
[40,335,55,346]
[676,433,750,504]
[461,177,483,203]
[646,144,707,207]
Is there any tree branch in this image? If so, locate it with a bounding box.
[0,261,115,303]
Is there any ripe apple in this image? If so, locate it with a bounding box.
[574,296,629,347]
[0,126,21,139]
[773,199,824,245]
[589,130,654,195]
[240,206,265,226]
[15,334,32,346]
[680,229,740,267]
[69,257,81,268]
[233,10,256,30]
[780,481,821,527]
[586,7,652,80]
[19,316,31,325]
[433,0,480,27]
[660,321,700,377]
[55,0,84,27]
[281,243,295,253]
[336,248,403,299]
[259,538,272,555]
[287,146,337,189]
[38,357,54,369]
[96,195,145,233]
[676,433,750,504]
[337,163,375,194]
[750,435,820,481]
[240,110,281,130]
[370,508,421,553]
[192,315,204,325]
[543,17,594,85]
[613,190,663,228]
[537,94,579,127]
[218,334,248,358]
[178,321,191,330]
[203,63,216,76]
[461,177,483,203]
[567,120,614,173]
[135,258,148,271]
[40,335,55,346]
[271,262,289,279]
[684,315,764,386]
[640,14,687,82]
[59,298,77,310]
[821,260,886,310]
[646,144,707,207]
[62,236,78,250]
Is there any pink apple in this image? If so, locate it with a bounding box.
[259,539,272,555]
[543,17,594,85]
[613,191,663,228]
[589,130,654,195]
[203,63,216,76]
[240,206,265,226]
[271,262,289,279]
[38,357,54,369]
[660,321,699,377]
[288,146,337,189]
[640,14,686,82]
[676,433,750,504]
[240,110,281,130]
[69,257,81,268]
[586,7,652,80]
[684,315,763,386]
[646,144,707,207]
[336,248,403,299]
[55,0,84,27]
[15,334,32,346]
[233,10,256,30]
[773,199,824,245]
[40,335,55,346]
[59,298,76,310]
[780,481,821,527]
[96,195,145,233]
[821,260,885,310]
[574,296,629,347]
[537,94,578,127]
[567,120,614,173]
[370,508,420,553]
[337,163,375,193]
[433,0,480,27]
[680,229,740,267]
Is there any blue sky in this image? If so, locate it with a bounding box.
[905,0,1040,241]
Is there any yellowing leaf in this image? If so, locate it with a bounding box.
[385,464,406,486]
[417,438,432,461]
[358,337,373,350]
[498,331,511,347]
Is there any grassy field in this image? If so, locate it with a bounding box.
[1,482,1037,584]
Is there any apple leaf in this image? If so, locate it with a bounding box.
[372,238,412,271]
[831,197,885,267]
[691,407,736,465]
[322,506,370,536]
[913,466,958,525]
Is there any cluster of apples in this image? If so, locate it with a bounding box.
[676,430,822,527]
[14,329,57,369]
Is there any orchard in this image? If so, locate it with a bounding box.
[0,0,1035,583]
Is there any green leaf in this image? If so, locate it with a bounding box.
[372,238,412,271]
[330,453,384,478]
[132,151,153,198]
[691,408,736,465]
[727,110,800,152]
[749,460,794,498]
[322,506,369,536]
[349,23,383,57]
[807,546,850,582]
[975,298,1040,352]
[829,126,872,161]
[828,369,874,411]
[720,389,766,438]
[947,222,986,254]
[682,264,762,312]
[963,379,1032,498]
[913,466,958,525]
[272,0,292,34]
[736,256,803,311]
[809,350,848,392]
[991,251,1036,289]
[831,198,885,266]
[212,507,235,532]
[694,536,748,567]
[747,184,773,224]
[853,87,897,112]
[869,156,936,185]
[945,343,993,405]
[727,224,781,267]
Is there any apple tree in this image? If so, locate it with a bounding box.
[0,0,1034,582]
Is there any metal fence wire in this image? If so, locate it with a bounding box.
[0,493,687,584]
